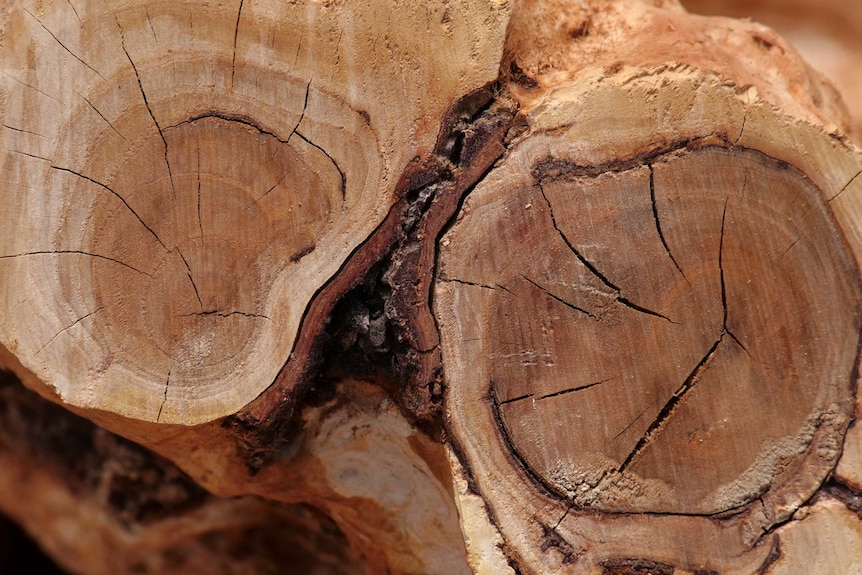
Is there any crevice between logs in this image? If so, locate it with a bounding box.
[224,83,518,470]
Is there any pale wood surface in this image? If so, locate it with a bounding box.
[682,0,862,143]
[0,0,509,426]
[768,497,862,575]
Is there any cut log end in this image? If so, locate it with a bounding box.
[3,0,862,573]
[0,5,367,425]
[436,68,862,571]
[480,144,858,516]
[0,0,509,426]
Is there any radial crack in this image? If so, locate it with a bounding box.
[740,170,750,202]
[24,8,104,79]
[438,276,504,292]
[294,28,305,66]
[35,308,102,355]
[2,124,46,138]
[619,336,723,472]
[11,149,51,162]
[65,0,82,22]
[77,92,127,141]
[719,201,729,327]
[0,250,151,277]
[726,328,753,358]
[499,393,534,405]
[521,275,599,320]
[780,237,800,259]
[536,377,617,401]
[51,166,168,250]
[2,73,61,102]
[196,144,203,238]
[144,6,157,43]
[156,367,171,423]
[649,165,688,283]
[537,183,674,323]
[616,297,677,323]
[254,174,288,205]
[116,20,175,193]
[288,79,312,143]
[716,204,753,362]
[294,130,346,201]
[537,184,618,289]
[735,105,749,146]
[176,248,203,310]
[231,0,245,87]
[552,505,572,530]
[612,407,649,442]
[830,169,862,203]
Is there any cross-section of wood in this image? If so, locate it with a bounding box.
[436,64,862,572]
[0,0,510,427]
[3,0,862,573]
[449,143,857,515]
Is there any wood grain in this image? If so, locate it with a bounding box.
[0,0,510,426]
[438,65,862,572]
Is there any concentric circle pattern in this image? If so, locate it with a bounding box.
[0,2,381,423]
[438,143,860,516]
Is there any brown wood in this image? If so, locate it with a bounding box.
[440,143,858,516]
[437,0,862,572]
[2,0,862,574]
[436,98,862,569]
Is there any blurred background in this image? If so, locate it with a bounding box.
[682,0,862,143]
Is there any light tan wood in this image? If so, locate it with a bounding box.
[768,496,862,575]
[0,0,509,427]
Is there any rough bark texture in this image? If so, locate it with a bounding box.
[1,0,862,573]
[681,0,862,142]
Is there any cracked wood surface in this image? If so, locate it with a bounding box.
[452,144,859,516]
[436,34,862,568]
[3,0,862,573]
[0,0,510,426]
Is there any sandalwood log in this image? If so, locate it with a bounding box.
[1,0,862,574]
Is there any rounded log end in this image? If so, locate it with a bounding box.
[0,0,510,427]
[437,69,862,571]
